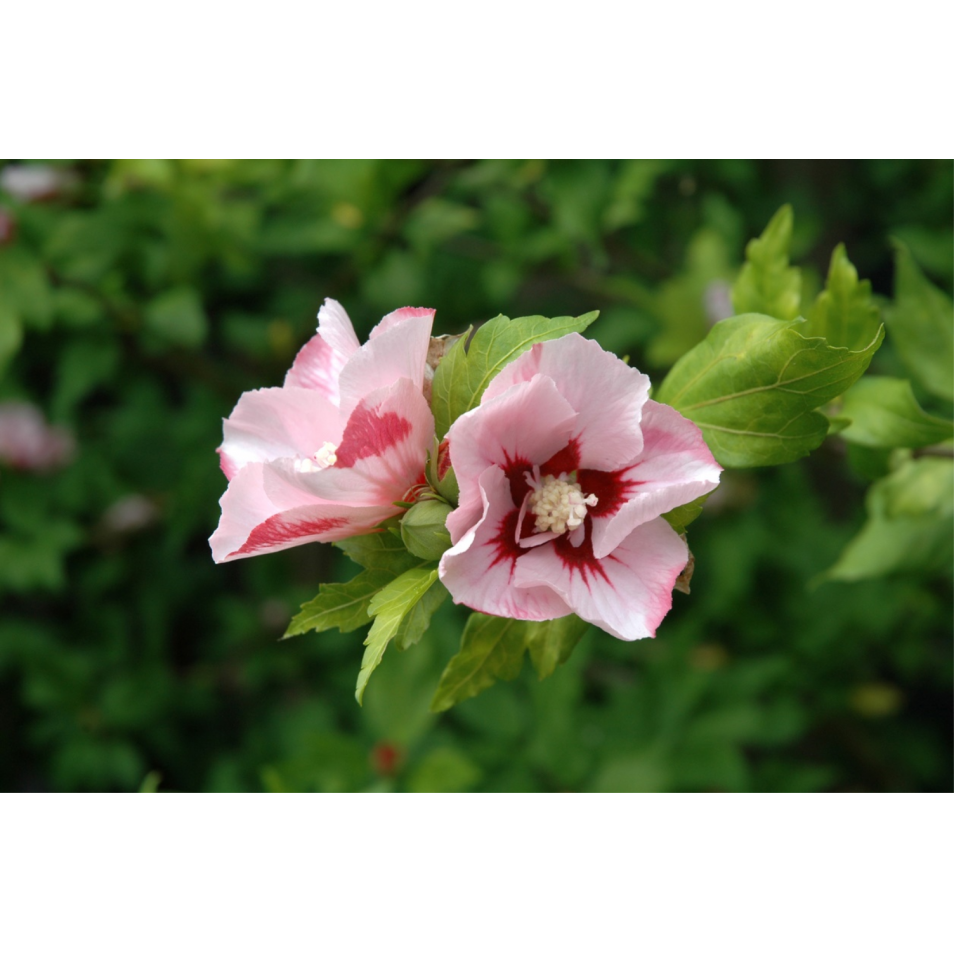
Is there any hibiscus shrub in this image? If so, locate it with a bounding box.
[1,160,951,791]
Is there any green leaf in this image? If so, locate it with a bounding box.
[886,243,954,401]
[430,311,599,438]
[526,615,590,680]
[660,492,714,534]
[356,566,438,704]
[283,569,394,638]
[656,313,884,468]
[336,530,422,574]
[803,244,881,350]
[393,579,448,651]
[731,205,801,322]
[430,613,529,712]
[407,747,482,793]
[824,457,953,581]
[837,377,953,449]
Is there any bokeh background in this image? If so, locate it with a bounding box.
[1,159,950,793]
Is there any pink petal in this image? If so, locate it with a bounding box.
[370,306,436,339]
[265,378,434,509]
[439,466,573,621]
[284,332,349,402]
[482,333,651,471]
[337,310,434,416]
[209,462,397,563]
[514,517,689,641]
[218,387,343,480]
[315,298,361,361]
[586,400,721,559]
[447,373,578,528]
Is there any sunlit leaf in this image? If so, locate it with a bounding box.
[657,313,884,467]
[837,377,953,449]
[731,205,801,322]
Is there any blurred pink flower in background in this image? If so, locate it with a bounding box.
[211,300,437,562]
[0,402,75,472]
[439,334,722,641]
[0,164,74,203]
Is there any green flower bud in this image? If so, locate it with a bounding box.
[400,499,453,562]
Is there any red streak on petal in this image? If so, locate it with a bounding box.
[501,451,532,507]
[577,468,642,518]
[552,521,612,591]
[231,515,348,556]
[487,507,524,576]
[541,438,580,477]
[334,402,412,469]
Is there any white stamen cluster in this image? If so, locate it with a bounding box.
[294,441,338,473]
[528,473,598,535]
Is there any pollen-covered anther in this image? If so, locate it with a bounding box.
[527,473,598,535]
[294,440,338,473]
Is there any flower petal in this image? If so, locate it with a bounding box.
[218,386,343,480]
[370,306,436,339]
[514,517,689,641]
[447,373,578,525]
[209,462,396,562]
[482,333,651,471]
[315,298,361,361]
[265,377,433,508]
[587,400,721,559]
[439,466,573,621]
[284,332,349,402]
[337,310,434,416]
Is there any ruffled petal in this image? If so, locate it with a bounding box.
[447,374,578,526]
[439,466,573,621]
[370,306,436,340]
[218,387,343,480]
[482,333,651,471]
[587,400,722,559]
[209,462,397,562]
[284,332,349,402]
[315,298,361,361]
[514,517,689,641]
[337,310,434,416]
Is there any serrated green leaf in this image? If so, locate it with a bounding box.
[886,243,954,401]
[336,531,422,574]
[837,377,953,449]
[803,244,881,350]
[656,313,884,468]
[393,579,448,651]
[824,457,953,581]
[731,205,801,322]
[430,613,529,712]
[283,568,394,638]
[430,311,599,438]
[660,492,714,534]
[526,615,589,680]
[356,566,438,704]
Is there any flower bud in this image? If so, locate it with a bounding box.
[400,499,453,561]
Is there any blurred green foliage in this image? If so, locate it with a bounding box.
[0,159,950,792]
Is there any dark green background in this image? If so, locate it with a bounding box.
[1,159,950,792]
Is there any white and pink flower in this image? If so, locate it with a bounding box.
[210,300,436,563]
[438,334,722,640]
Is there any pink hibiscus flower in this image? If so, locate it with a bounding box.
[210,300,436,563]
[438,334,722,640]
